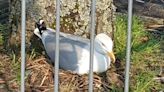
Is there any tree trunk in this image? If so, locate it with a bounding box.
[9,0,116,53]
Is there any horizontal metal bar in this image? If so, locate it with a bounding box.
[0,18,9,24]
[0,12,9,19]
[0,0,8,3]
[0,7,9,13]
[0,3,9,9]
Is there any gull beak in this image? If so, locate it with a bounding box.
[107,51,115,63]
[34,28,42,39]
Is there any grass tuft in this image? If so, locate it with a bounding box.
[114,15,146,59]
[114,14,163,91]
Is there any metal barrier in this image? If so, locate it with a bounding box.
[20,0,133,92]
[0,0,9,24]
[21,0,26,92]
[124,0,133,92]
[54,0,60,91]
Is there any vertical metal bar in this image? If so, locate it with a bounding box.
[124,0,133,92]
[54,0,60,91]
[21,0,26,92]
[89,0,96,92]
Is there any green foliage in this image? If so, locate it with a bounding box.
[114,15,146,59]
[110,85,124,92]
[134,71,154,92]
[0,34,3,45]
[29,48,37,60]
[0,24,9,46]
[115,15,162,91]
[10,52,21,85]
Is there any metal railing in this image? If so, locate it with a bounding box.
[21,0,26,92]
[20,0,133,92]
[124,0,133,92]
[89,0,96,92]
[0,0,9,24]
[54,0,60,91]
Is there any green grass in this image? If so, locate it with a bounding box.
[0,34,3,45]
[10,49,37,86]
[114,15,146,59]
[114,15,163,91]
[134,71,154,92]
[10,52,21,86]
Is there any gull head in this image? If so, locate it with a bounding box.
[34,19,47,39]
[95,33,115,63]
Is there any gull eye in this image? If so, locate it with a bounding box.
[42,21,45,25]
[42,22,46,27]
[35,22,40,28]
[101,43,105,47]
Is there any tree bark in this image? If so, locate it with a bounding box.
[8,0,116,53]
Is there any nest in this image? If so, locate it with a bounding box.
[26,58,124,92]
